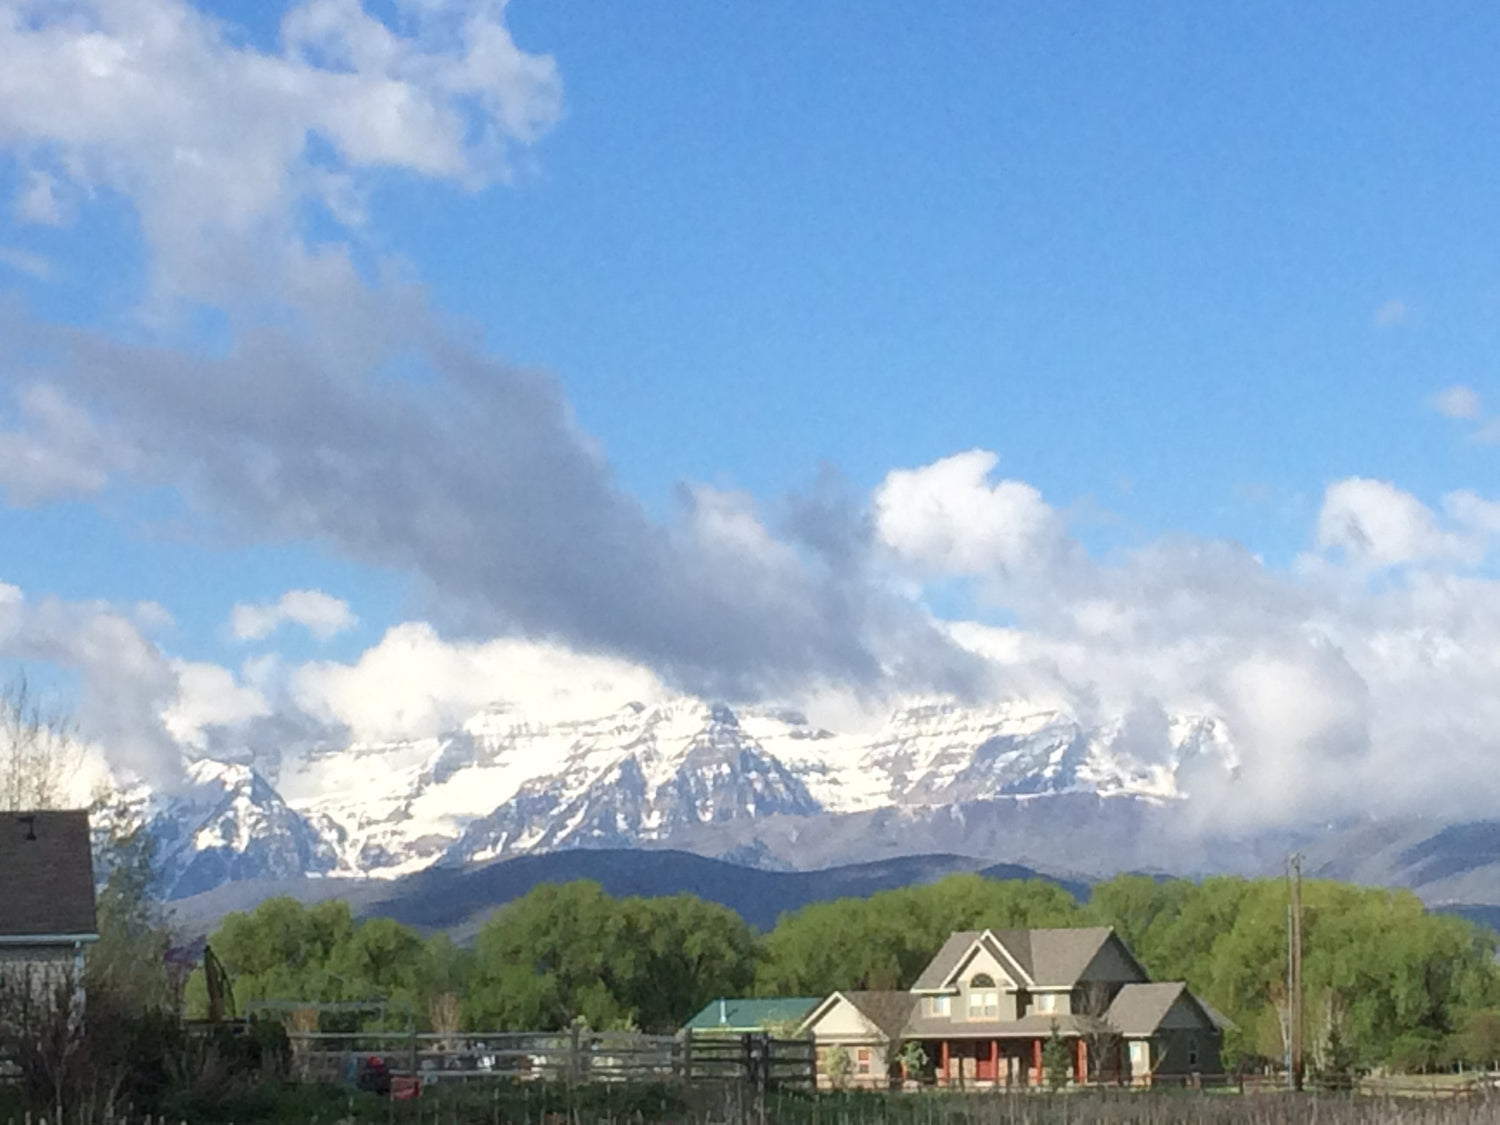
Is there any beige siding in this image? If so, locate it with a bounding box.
[1029,989,1072,1017]
[807,995,883,1039]
[954,944,1024,1020]
[952,943,1018,989]
[809,1000,892,1090]
[816,1043,891,1089]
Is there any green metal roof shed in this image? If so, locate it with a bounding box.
[683,997,823,1033]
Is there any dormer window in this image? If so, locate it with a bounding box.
[1035,992,1057,1014]
[928,995,951,1016]
[968,974,999,1018]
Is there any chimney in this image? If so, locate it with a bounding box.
[719,998,728,1026]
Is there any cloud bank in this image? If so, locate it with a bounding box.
[1,3,1499,837]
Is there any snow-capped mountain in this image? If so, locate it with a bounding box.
[113,760,345,899]
[124,695,1237,899]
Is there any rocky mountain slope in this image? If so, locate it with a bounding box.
[123,694,1237,900]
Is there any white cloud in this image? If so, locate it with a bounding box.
[0,584,183,785]
[873,450,1065,577]
[291,621,667,742]
[0,246,55,281]
[161,660,271,748]
[1374,298,1407,326]
[1433,384,1483,421]
[0,383,127,505]
[1315,477,1474,568]
[13,169,64,226]
[0,0,562,300]
[230,589,358,641]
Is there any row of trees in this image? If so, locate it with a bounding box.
[194,872,1500,1072]
[191,883,756,1034]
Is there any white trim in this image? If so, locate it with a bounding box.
[798,991,893,1042]
[0,933,99,946]
[796,991,848,1037]
[938,931,1035,990]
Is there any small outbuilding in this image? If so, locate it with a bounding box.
[683,996,824,1036]
[0,810,99,1010]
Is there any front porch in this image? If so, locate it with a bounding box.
[928,1037,1117,1088]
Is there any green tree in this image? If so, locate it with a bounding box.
[757,874,1082,995]
[87,819,176,1014]
[1042,1023,1072,1090]
[1454,1008,1500,1070]
[466,881,756,1032]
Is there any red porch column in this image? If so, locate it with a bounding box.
[939,1040,950,1087]
[1075,1039,1087,1084]
[1032,1038,1042,1084]
[990,1040,999,1085]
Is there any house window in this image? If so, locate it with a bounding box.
[1189,1044,1199,1066]
[929,995,951,1016]
[856,1047,872,1075]
[1035,992,1056,1014]
[968,974,998,1018]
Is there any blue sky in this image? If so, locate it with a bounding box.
[4,1,1500,819]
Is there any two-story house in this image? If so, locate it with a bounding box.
[800,927,1227,1088]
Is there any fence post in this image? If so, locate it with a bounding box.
[568,1022,582,1088]
[681,1028,694,1084]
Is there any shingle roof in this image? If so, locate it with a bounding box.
[911,931,984,991]
[1024,927,1115,987]
[0,810,97,939]
[1106,982,1198,1037]
[684,996,822,1031]
[904,1010,1090,1039]
[841,991,919,1040]
[911,927,1121,992]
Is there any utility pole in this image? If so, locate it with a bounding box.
[1288,853,1304,1092]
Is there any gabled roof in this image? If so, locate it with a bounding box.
[1195,995,1239,1034]
[1106,982,1228,1037]
[684,996,822,1032]
[0,810,97,940]
[800,990,916,1041]
[842,991,919,1040]
[912,927,1125,992]
[912,931,985,991]
[1024,927,1119,987]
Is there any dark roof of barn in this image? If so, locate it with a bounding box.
[0,810,98,940]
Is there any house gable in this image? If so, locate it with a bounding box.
[801,993,888,1040]
[1159,993,1217,1032]
[1076,931,1150,986]
[946,936,1023,991]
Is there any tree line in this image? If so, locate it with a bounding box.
[190,872,1500,1072]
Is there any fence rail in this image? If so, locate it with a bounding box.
[284,1029,816,1091]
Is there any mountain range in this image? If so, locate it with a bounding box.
[116,693,1500,925]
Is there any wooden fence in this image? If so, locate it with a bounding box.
[284,1029,816,1091]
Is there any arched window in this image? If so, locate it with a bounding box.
[967,973,999,1018]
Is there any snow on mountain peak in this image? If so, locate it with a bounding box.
[120,691,1239,898]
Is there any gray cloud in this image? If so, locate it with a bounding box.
[0,286,985,704]
[0,588,183,785]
